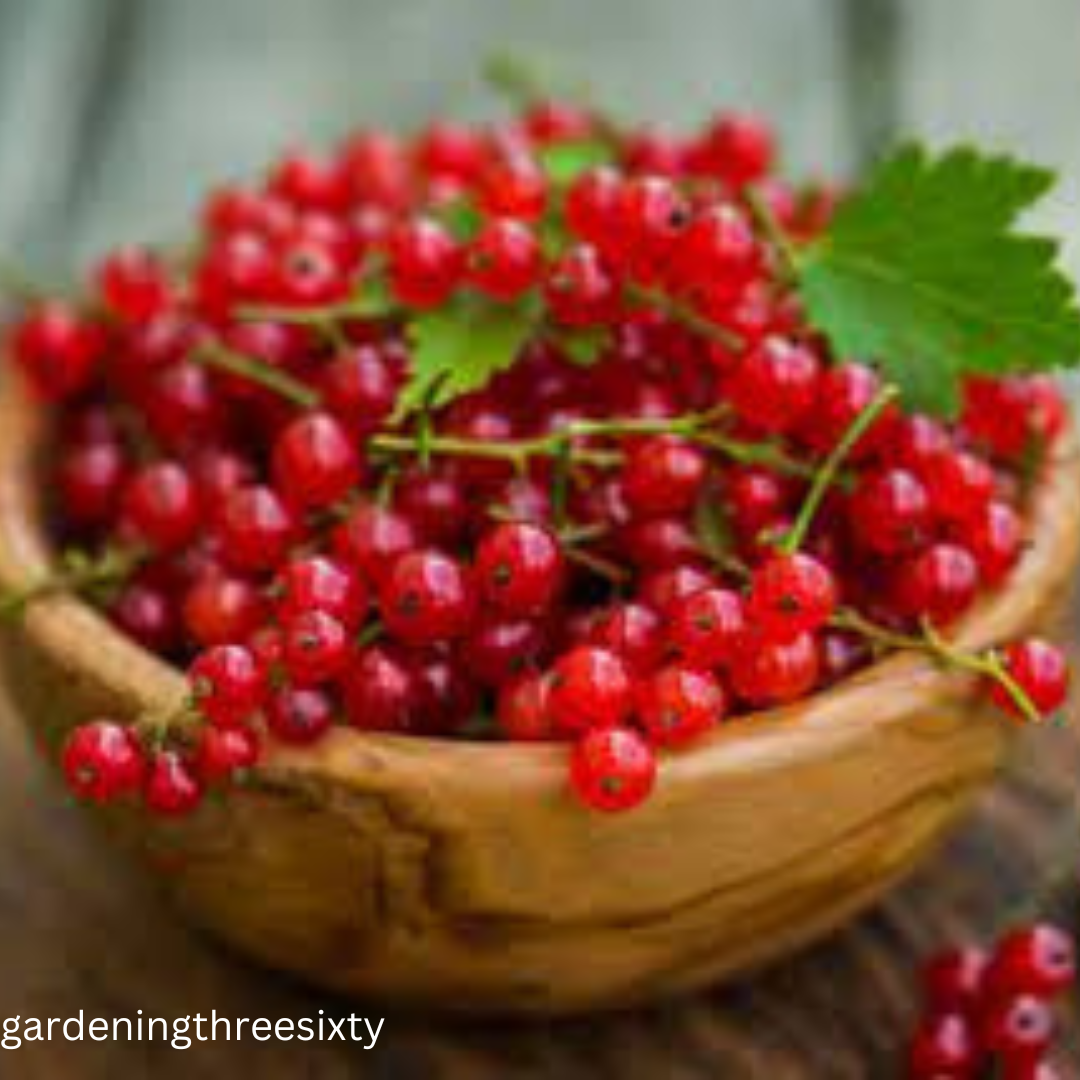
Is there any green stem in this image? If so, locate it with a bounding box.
[745,187,801,283]
[627,283,744,352]
[0,546,144,620]
[781,384,898,554]
[831,608,1043,726]
[194,341,320,410]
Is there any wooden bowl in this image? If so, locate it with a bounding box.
[0,374,1077,1017]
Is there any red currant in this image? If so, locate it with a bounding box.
[61,721,145,803]
[638,665,726,746]
[569,726,657,812]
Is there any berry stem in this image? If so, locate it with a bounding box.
[781,383,898,553]
[626,283,744,352]
[831,608,1043,725]
[744,187,801,283]
[0,546,143,620]
[194,341,320,410]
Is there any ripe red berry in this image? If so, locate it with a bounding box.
[189,644,267,727]
[463,615,548,687]
[282,609,349,685]
[544,244,621,327]
[725,335,821,434]
[749,552,837,642]
[110,580,180,655]
[979,993,1054,1062]
[907,1012,979,1078]
[803,362,889,457]
[922,946,989,1015]
[387,218,463,308]
[10,301,105,401]
[637,665,726,746]
[622,436,707,518]
[194,726,260,783]
[615,175,689,283]
[466,218,542,300]
[122,461,201,551]
[343,645,419,733]
[963,500,1023,586]
[675,203,760,304]
[584,602,664,674]
[667,586,747,669]
[569,726,657,812]
[478,150,547,221]
[96,246,173,324]
[274,554,368,630]
[925,449,995,527]
[266,685,336,744]
[58,440,126,526]
[182,573,265,648]
[379,550,476,645]
[61,721,145,803]
[731,632,820,707]
[272,411,362,509]
[565,167,622,245]
[475,522,564,617]
[694,112,774,187]
[896,542,980,624]
[496,672,556,742]
[991,640,1070,719]
[548,646,634,735]
[319,344,400,433]
[724,466,789,536]
[332,502,417,580]
[143,750,203,816]
[217,485,297,572]
[987,924,1076,999]
[849,467,931,555]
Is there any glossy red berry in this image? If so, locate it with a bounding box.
[693,112,775,187]
[675,203,760,303]
[731,632,820,707]
[343,645,419,733]
[991,640,1070,719]
[282,609,349,685]
[565,167,622,245]
[189,644,267,727]
[907,1012,979,1078]
[475,522,564,617]
[143,750,203,816]
[387,218,463,308]
[96,247,173,324]
[61,721,145,803]
[266,685,336,744]
[463,615,548,687]
[725,335,821,434]
[925,449,994,527]
[58,440,126,526]
[979,993,1054,1062]
[332,502,417,580]
[544,244,621,327]
[467,218,542,300]
[122,461,200,551]
[319,344,400,433]
[478,150,547,221]
[194,726,260,783]
[217,485,297,572]
[849,467,931,555]
[896,543,980,624]
[584,602,664,674]
[10,301,105,401]
[749,552,837,642]
[496,672,556,741]
[569,726,657,812]
[274,554,367,630]
[922,946,989,1015]
[182,573,265,648]
[987,924,1076,999]
[667,586,747,669]
[622,436,707,518]
[110,580,180,655]
[272,411,362,509]
[637,665,726,746]
[379,550,476,645]
[964,500,1023,585]
[548,646,634,735]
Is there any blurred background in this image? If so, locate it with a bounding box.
[1,0,1079,274]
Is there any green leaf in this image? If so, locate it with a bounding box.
[431,199,484,242]
[797,144,1080,414]
[537,139,615,187]
[345,272,397,318]
[394,295,538,419]
[549,326,610,366]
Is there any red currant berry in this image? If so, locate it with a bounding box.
[925,449,995,527]
[979,993,1054,1063]
[922,946,989,1015]
[584,602,664,674]
[475,522,564,617]
[991,640,1070,719]
[565,167,622,245]
[988,924,1076,999]
[110,580,180,655]
[548,646,634,735]
[122,461,201,551]
[907,1012,979,1078]
[638,665,727,746]
[638,565,715,615]
[217,485,297,572]
[667,586,747,668]
[182,573,266,648]
[675,203,760,302]
[544,244,621,327]
[749,552,837,642]
[622,436,707,518]
[848,467,931,556]
[282,609,349,685]
[693,112,774,187]
[194,726,260,783]
[496,672,555,741]
[387,218,463,309]
[266,685,336,744]
[569,726,657,812]
[143,750,203,816]
[10,301,105,401]
[466,218,542,301]
[275,554,367,630]
[478,150,547,221]
[189,644,267,727]
[726,335,821,434]
[731,632,820,707]
[58,440,126,526]
[61,720,145,803]
[802,362,890,458]
[896,543,980,625]
[319,344,400,433]
[332,502,417,581]
[95,246,173,324]
[964,500,1023,585]
[463,615,548,687]
[724,466,790,537]
[343,645,419,733]
[272,411,362,510]
[379,550,476,645]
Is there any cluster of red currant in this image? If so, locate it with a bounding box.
[4,93,1069,818]
[909,923,1076,1078]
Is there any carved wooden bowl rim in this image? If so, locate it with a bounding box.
[0,372,1077,795]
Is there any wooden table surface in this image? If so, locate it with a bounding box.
[2,1,1080,1075]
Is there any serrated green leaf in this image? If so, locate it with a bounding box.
[394,295,538,419]
[797,144,1080,414]
[537,140,615,187]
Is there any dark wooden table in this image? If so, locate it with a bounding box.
[2,1,1080,1075]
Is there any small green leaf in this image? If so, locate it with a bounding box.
[797,144,1080,414]
[549,325,610,366]
[432,199,484,242]
[394,295,539,419]
[537,139,615,187]
[345,272,397,318]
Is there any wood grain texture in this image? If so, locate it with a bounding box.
[0,376,1078,1021]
